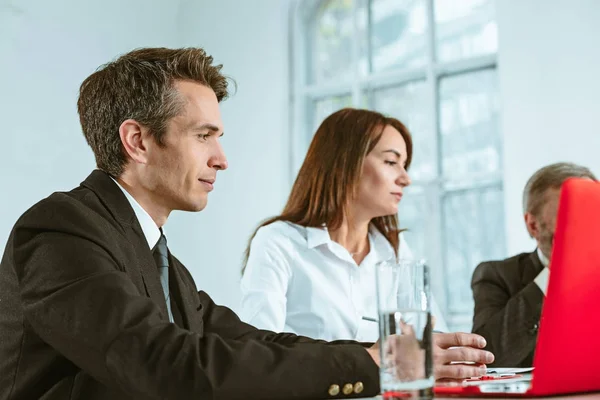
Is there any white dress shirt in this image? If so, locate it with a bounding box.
[110,176,161,249]
[534,248,550,295]
[240,221,449,342]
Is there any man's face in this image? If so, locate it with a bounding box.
[141,81,228,213]
[528,187,561,261]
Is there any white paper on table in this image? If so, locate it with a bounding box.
[484,367,535,375]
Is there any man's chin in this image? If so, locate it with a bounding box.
[179,199,208,213]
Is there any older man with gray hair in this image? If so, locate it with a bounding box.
[471,162,596,367]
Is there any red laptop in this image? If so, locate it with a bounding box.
[435,177,600,397]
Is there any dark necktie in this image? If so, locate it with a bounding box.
[152,232,174,322]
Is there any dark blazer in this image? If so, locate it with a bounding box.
[0,170,378,400]
[471,251,545,367]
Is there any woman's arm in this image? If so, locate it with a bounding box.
[239,225,292,332]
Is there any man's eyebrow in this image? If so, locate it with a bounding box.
[191,123,221,132]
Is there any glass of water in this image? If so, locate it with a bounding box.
[375,259,434,399]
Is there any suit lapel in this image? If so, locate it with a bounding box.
[169,254,204,332]
[521,250,545,287]
[125,224,170,320]
[80,169,170,321]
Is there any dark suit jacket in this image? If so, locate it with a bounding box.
[0,170,378,400]
[471,251,545,367]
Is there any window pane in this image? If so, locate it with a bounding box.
[398,186,427,260]
[434,0,497,63]
[442,186,506,315]
[439,69,501,183]
[310,0,367,83]
[312,95,353,131]
[373,81,436,181]
[369,0,427,72]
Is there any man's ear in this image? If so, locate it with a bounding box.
[524,212,539,240]
[119,119,150,164]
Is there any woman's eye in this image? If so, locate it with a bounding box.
[385,160,398,166]
[198,134,210,141]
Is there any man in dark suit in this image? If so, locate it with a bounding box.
[472,162,596,367]
[0,47,493,400]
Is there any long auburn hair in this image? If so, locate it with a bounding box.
[242,108,413,273]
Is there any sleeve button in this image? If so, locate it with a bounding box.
[328,384,340,396]
[343,383,353,395]
[354,381,364,394]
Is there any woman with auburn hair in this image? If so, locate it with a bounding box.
[239,108,448,342]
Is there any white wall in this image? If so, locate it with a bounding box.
[0,0,181,246]
[168,0,291,309]
[0,0,291,312]
[497,0,600,255]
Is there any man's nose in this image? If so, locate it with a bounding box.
[209,141,228,170]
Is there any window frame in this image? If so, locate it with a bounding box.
[289,0,503,330]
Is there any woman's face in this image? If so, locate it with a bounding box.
[352,124,411,219]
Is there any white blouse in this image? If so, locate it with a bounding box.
[239,221,448,342]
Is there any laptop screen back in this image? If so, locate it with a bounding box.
[531,178,600,395]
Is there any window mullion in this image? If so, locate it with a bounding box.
[351,0,363,106]
[292,0,311,180]
[365,0,374,108]
[366,0,373,78]
[424,0,448,319]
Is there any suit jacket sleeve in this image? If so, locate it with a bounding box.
[471,261,543,367]
[12,206,378,400]
[174,254,373,348]
[198,289,373,347]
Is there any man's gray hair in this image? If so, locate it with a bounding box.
[522,162,596,216]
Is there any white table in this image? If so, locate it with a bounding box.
[352,394,600,400]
